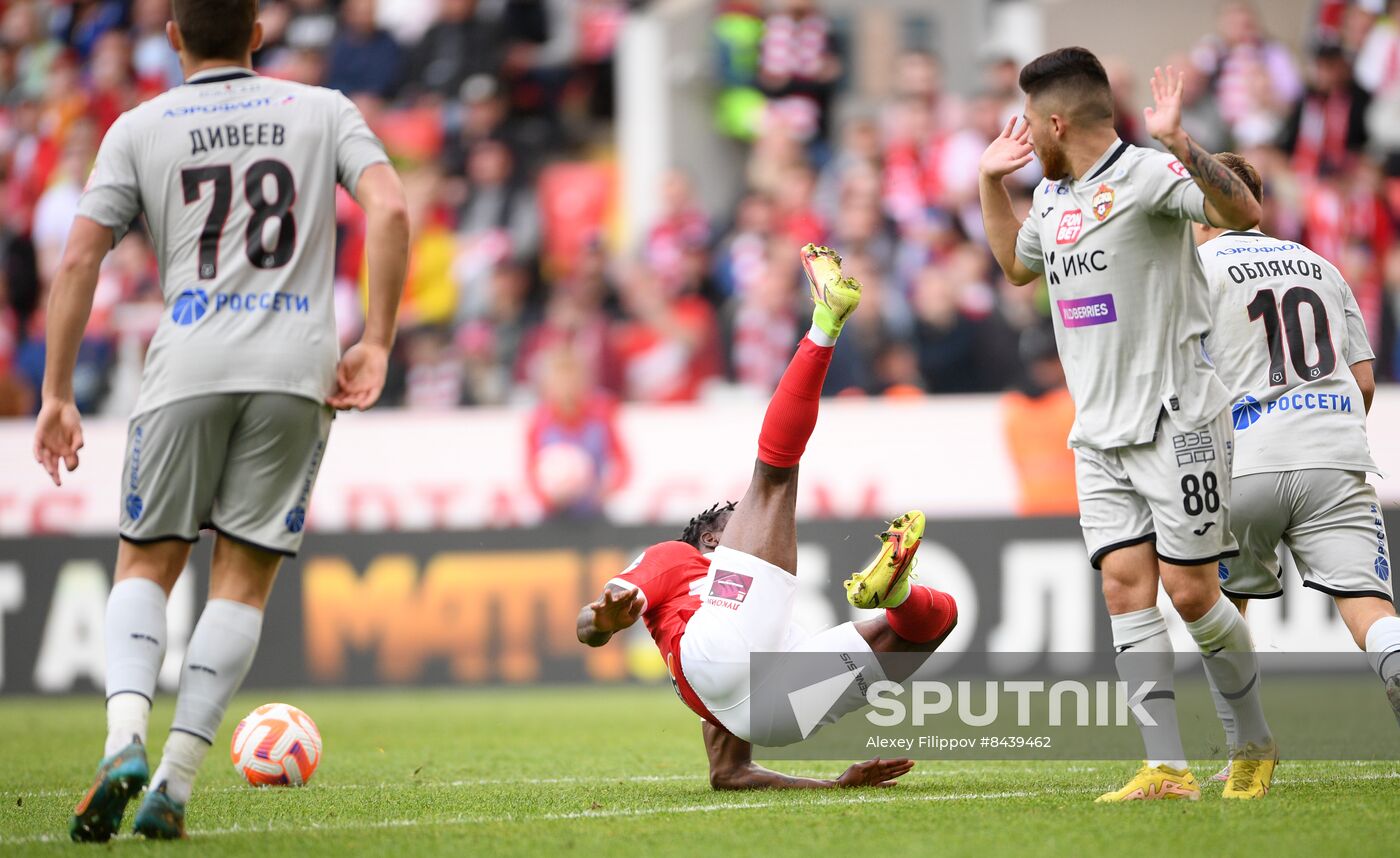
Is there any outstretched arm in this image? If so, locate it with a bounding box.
[1145,65,1261,230]
[703,722,914,790]
[978,117,1040,287]
[576,584,644,647]
[33,216,112,486]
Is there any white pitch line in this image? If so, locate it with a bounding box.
[3,771,1398,848]
[0,788,1044,846]
[10,766,1100,800]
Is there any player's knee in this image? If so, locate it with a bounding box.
[115,541,188,594]
[1099,574,1150,615]
[1164,580,1217,622]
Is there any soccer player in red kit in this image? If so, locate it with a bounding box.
[576,245,959,789]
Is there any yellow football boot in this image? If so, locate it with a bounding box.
[844,511,925,610]
[1095,763,1201,802]
[1221,742,1278,799]
[800,243,861,340]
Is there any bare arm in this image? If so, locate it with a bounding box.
[703,722,915,790]
[328,163,409,410]
[576,584,643,647]
[978,117,1040,287]
[33,217,112,485]
[1352,359,1376,414]
[1146,66,1262,230]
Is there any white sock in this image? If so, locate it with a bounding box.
[1202,660,1240,752]
[104,578,168,756]
[1365,615,1400,681]
[151,732,208,805]
[153,599,263,803]
[1185,596,1272,747]
[1110,607,1187,770]
[806,324,836,348]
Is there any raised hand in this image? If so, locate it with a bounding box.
[1144,65,1186,148]
[979,116,1034,180]
[589,587,644,634]
[33,399,84,486]
[836,757,916,788]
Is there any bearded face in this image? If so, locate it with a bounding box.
[1024,99,1070,181]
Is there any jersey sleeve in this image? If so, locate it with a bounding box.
[333,92,390,197]
[606,542,693,612]
[1342,286,1376,365]
[1014,213,1045,274]
[75,115,141,245]
[1137,152,1209,224]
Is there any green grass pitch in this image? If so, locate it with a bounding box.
[1,686,1397,855]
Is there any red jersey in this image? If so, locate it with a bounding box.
[609,541,724,729]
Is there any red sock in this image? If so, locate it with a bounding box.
[886,585,958,644]
[756,336,833,468]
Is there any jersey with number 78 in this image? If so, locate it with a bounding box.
[76,67,389,418]
[1199,229,1379,476]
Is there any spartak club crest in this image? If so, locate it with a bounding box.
[1092,183,1115,221]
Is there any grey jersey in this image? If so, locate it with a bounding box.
[1199,230,1379,476]
[77,68,388,416]
[1015,140,1231,450]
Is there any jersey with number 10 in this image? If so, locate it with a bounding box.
[1199,230,1378,476]
[76,67,389,417]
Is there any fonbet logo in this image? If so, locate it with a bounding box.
[1232,395,1263,431]
[1055,209,1084,244]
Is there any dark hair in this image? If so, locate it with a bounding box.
[172,0,257,61]
[1018,46,1113,124]
[679,501,736,549]
[1215,152,1263,203]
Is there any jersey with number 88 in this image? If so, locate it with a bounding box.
[1199,230,1379,477]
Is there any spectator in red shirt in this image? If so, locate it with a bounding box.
[612,262,720,402]
[526,345,630,520]
[645,170,712,294]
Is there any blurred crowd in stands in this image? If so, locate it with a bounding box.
[1,0,1399,440]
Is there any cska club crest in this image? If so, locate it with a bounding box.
[1091,183,1115,221]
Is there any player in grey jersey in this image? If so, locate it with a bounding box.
[1193,153,1400,776]
[980,48,1276,801]
[32,0,408,841]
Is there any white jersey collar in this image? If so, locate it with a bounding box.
[1077,138,1128,186]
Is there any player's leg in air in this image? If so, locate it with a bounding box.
[694,245,958,787]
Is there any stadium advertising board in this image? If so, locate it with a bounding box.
[2,514,1390,695]
[4,390,1400,536]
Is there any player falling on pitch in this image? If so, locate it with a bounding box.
[1191,153,1400,779]
[979,48,1276,801]
[34,0,408,840]
[577,244,958,789]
